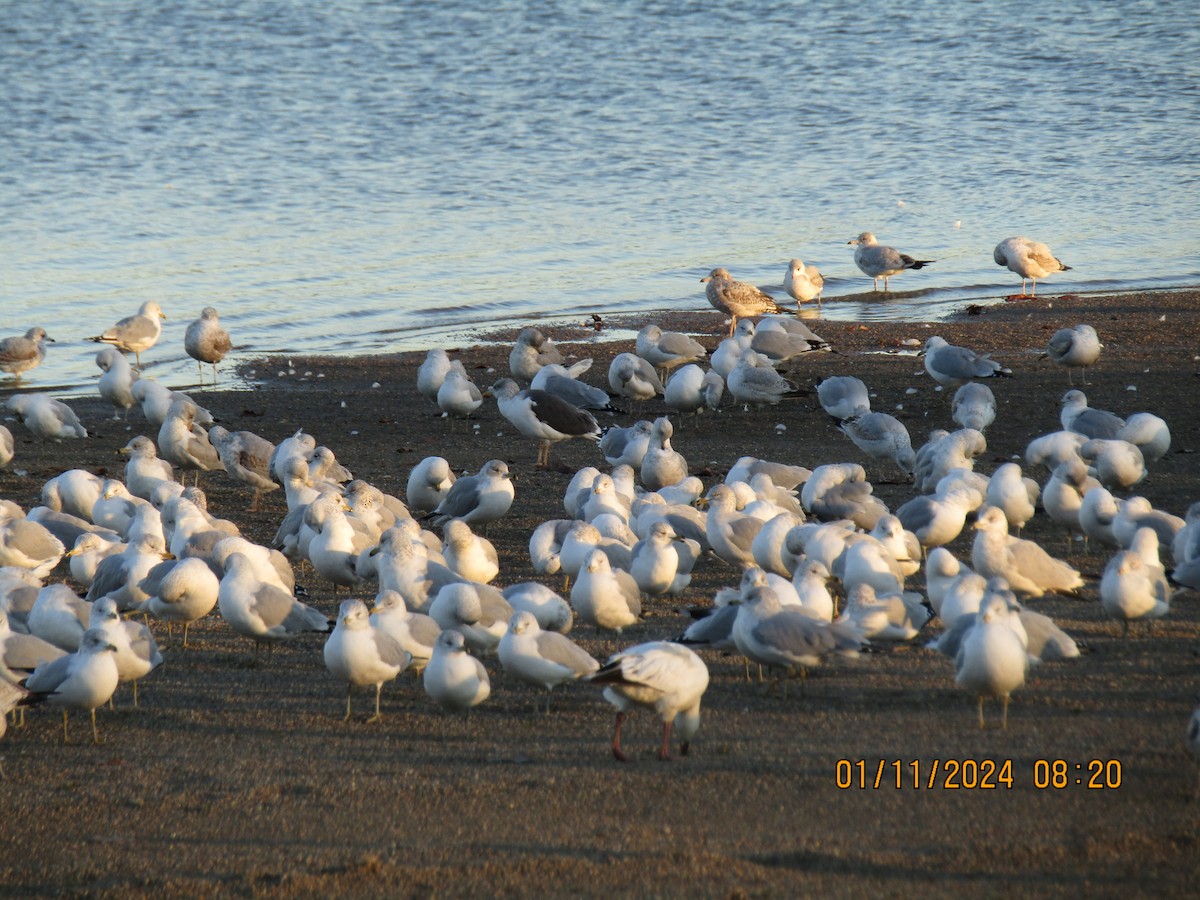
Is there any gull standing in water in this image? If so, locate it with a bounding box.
[993,236,1071,297]
[783,258,824,308]
[184,307,233,383]
[848,232,934,292]
[700,268,788,336]
[0,327,54,380]
[88,301,166,369]
[586,641,709,761]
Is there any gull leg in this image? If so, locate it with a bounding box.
[978,696,985,730]
[132,679,139,708]
[658,720,674,761]
[91,708,102,744]
[344,683,353,721]
[62,710,70,744]
[183,623,190,648]
[1001,695,1009,730]
[611,711,629,762]
[366,683,384,724]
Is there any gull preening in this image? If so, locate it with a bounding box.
[994,236,1071,296]
[848,232,934,292]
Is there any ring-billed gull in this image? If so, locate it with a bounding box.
[324,598,410,722]
[921,337,1011,387]
[1100,539,1171,636]
[1080,438,1146,491]
[847,232,934,292]
[912,429,987,495]
[406,456,457,513]
[951,382,996,432]
[749,327,823,366]
[159,400,221,486]
[88,596,163,707]
[984,463,1039,533]
[1060,390,1124,439]
[442,519,499,584]
[971,506,1083,598]
[954,590,1029,729]
[728,349,798,408]
[837,412,916,479]
[437,362,483,427]
[586,641,709,761]
[503,582,574,633]
[0,510,66,577]
[599,420,654,468]
[426,460,514,530]
[816,376,871,420]
[428,582,513,654]
[370,591,439,674]
[487,378,601,467]
[24,628,120,744]
[636,325,707,379]
[498,611,599,713]
[0,327,54,380]
[509,327,564,383]
[86,533,170,610]
[131,380,215,430]
[896,487,980,551]
[423,629,491,712]
[630,521,682,597]
[417,349,452,405]
[704,484,764,569]
[118,436,175,500]
[1079,486,1121,549]
[217,552,332,659]
[836,583,930,642]
[571,548,642,632]
[700,267,787,335]
[1043,324,1101,384]
[88,300,166,368]
[7,394,87,441]
[663,364,724,420]
[183,307,233,383]
[1118,413,1171,464]
[783,259,824,307]
[733,586,866,695]
[993,236,1071,297]
[607,353,664,405]
[1,609,66,688]
[139,556,220,646]
[640,417,688,491]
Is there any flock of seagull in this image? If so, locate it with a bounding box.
[1,246,1198,774]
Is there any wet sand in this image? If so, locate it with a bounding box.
[2,289,1199,896]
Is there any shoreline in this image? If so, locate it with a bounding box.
[2,287,1199,895]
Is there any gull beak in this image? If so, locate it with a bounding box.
[117,447,132,456]
[46,336,57,343]
[162,552,176,560]
[64,547,80,558]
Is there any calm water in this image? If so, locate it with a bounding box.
[3,0,1199,394]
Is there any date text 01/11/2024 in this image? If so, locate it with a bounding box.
[835,759,1124,790]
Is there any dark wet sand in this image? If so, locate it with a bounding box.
[2,289,1199,896]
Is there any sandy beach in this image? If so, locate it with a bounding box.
[2,289,1199,896]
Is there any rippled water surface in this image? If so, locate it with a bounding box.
[4,0,1199,392]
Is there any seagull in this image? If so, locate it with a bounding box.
[663,364,723,420]
[586,641,709,761]
[837,412,916,479]
[424,459,514,530]
[184,307,233,383]
[509,327,564,383]
[503,582,574,634]
[217,552,332,658]
[27,584,90,651]
[1080,438,1146,491]
[951,382,996,432]
[324,598,409,721]
[370,591,439,674]
[783,258,824,307]
[442,519,499,584]
[530,364,618,413]
[118,436,175,500]
[848,232,934,292]
[428,582,513,655]
[749,327,823,367]
[498,611,599,713]
[1060,390,1125,439]
[816,376,871,420]
[1100,544,1171,636]
[608,352,664,406]
[921,337,1011,387]
[1,609,66,687]
[1118,413,1171,464]
[700,267,788,336]
[993,236,1071,297]
[158,400,222,486]
[0,509,66,578]
[416,349,453,405]
[6,394,87,442]
[208,426,278,511]
[599,420,654,468]
[971,506,1083,599]
[88,300,166,368]
[985,463,1039,533]
[727,349,798,408]
[487,377,601,467]
[131,380,215,431]
[570,548,642,632]
[1044,324,1101,384]
[635,325,707,380]
[406,457,457,514]
[0,425,12,469]
[437,362,484,427]
[0,327,54,380]
[423,629,490,713]
[954,592,1029,729]
[24,628,121,744]
[88,596,163,707]
[139,556,220,646]
[640,417,688,491]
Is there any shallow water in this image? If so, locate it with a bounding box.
[3,0,1199,394]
